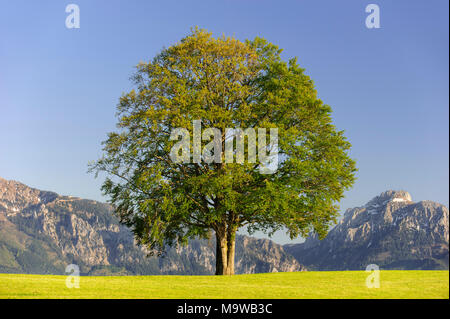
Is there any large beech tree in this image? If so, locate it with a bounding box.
[90,28,356,275]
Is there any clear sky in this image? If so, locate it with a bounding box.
[1,0,448,244]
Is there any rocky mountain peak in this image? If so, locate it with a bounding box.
[366,190,412,206]
[285,190,449,270]
[0,177,58,215]
[341,190,414,224]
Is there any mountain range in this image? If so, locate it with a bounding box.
[285,190,449,270]
[0,177,304,275]
[0,177,448,274]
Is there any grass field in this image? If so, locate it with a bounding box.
[0,271,448,299]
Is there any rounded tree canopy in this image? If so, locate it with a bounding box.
[90,27,357,260]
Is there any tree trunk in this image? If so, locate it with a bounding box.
[215,226,236,275]
[226,226,236,275]
[215,229,228,275]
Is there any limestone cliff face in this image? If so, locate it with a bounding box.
[236,236,305,273]
[285,191,449,270]
[0,177,304,275]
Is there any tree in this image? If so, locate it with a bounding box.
[90,28,357,275]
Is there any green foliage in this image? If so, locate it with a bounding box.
[3,240,64,275]
[87,265,129,276]
[90,28,357,271]
[0,245,20,270]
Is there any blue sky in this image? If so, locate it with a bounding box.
[0,0,448,244]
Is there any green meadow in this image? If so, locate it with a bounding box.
[0,271,448,299]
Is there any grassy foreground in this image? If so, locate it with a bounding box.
[0,271,448,299]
